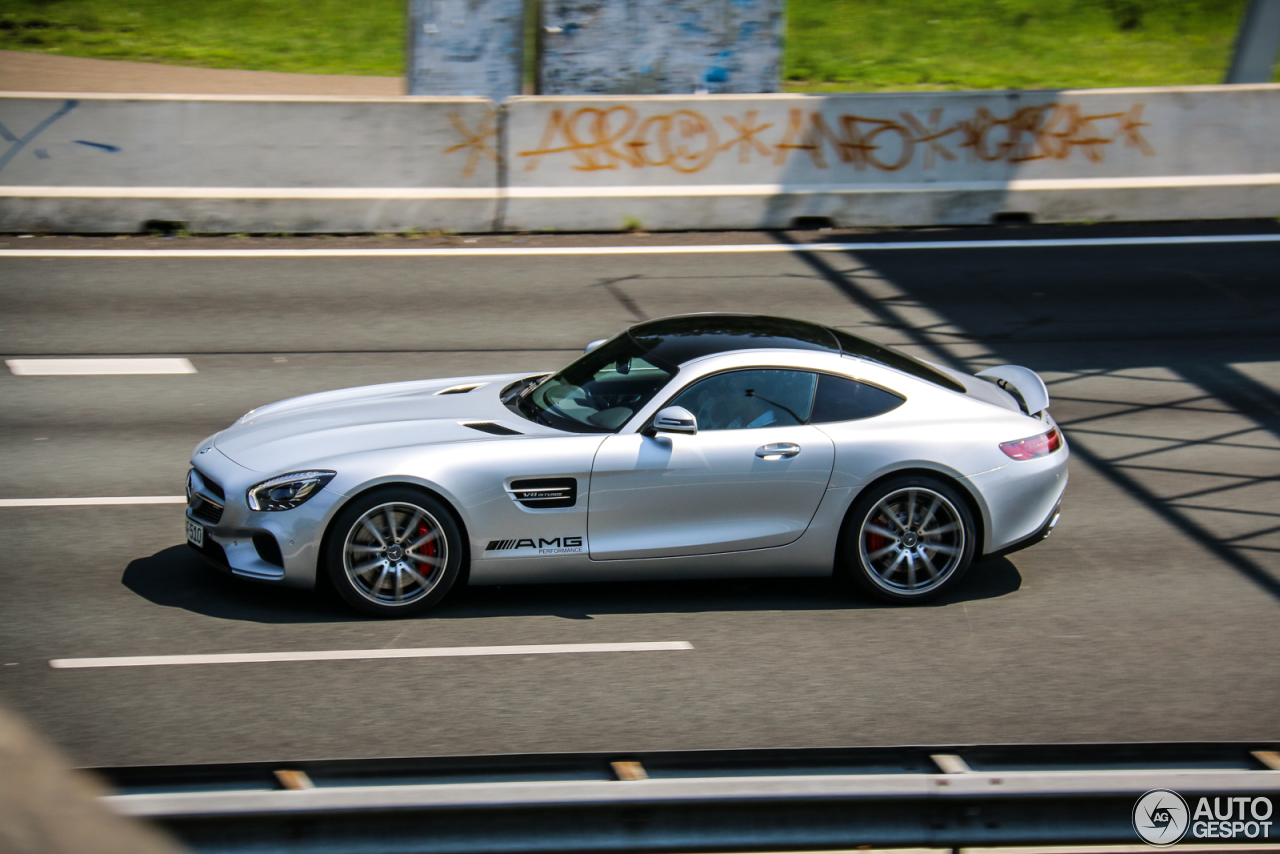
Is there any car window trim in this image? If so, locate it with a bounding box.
[635,366,904,433]
[809,371,907,425]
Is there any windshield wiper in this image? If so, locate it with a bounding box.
[502,376,543,405]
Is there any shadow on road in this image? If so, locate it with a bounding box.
[121,546,354,624]
[122,544,1022,623]
[774,229,1280,601]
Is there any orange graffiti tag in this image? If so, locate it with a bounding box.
[442,111,500,179]
[519,107,639,171]
[502,103,1155,175]
[720,110,774,163]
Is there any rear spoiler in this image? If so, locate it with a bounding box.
[975,365,1050,416]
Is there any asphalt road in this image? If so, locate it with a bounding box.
[1,228,1278,768]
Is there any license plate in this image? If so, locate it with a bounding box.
[186,519,205,548]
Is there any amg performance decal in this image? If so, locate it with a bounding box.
[486,536,584,555]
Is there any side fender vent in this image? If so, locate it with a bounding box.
[508,478,577,509]
[462,421,523,436]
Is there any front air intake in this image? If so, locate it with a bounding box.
[252,532,284,568]
[190,496,224,524]
[193,468,225,500]
[462,422,523,436]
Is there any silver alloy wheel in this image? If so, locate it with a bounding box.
[858,487,966,595]
[342,502,448,606]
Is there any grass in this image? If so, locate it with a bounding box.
[0,0,1271,88]
[0,0,405,76]
[784,0,1265,90]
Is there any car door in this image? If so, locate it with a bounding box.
[588,369,835,560]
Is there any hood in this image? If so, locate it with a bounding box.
[212,372,553,472]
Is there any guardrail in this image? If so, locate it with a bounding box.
[98,743,1280,853]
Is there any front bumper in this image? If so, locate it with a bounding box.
[185,449,343,589]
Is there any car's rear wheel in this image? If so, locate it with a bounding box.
[324,487,462,618]
[840,476,976,603]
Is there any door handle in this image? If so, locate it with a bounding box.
[756,443,800,459]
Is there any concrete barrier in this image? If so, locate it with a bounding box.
[0,94,500,233]
[502,85,1280,231]
[2,85,1277,233]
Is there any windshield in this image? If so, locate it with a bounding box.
[512,335,677,433]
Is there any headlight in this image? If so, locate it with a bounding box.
[247,471,335,511]
[186,469,195,501]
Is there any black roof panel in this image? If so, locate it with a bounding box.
[626,314,966,393]
[628,315,839,366]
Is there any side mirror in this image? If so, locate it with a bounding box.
[584,338,608,353]
[651,406,697,435]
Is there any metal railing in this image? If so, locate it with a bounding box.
[98,743,1280,853]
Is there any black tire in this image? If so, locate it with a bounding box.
[839,475,977,604]
[323,487,463,618]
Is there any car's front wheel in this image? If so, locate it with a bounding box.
[840,476,976,603]
[324,487,462,618]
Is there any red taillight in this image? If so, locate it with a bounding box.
[1000,427,1063,460]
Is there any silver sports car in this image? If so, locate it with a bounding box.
[186,314,1067,617]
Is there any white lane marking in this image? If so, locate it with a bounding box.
[49,641,694,669]
[0,496,186,507]
[6,358,196,375]
[508,172,1280,196]
[0,186,498,200]
[0,234,1277,258]
[3,172,1277,199]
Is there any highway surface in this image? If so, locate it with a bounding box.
[1,226,1278,768]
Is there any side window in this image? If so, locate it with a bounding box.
[810,374,904,423]
[669,370,817,430]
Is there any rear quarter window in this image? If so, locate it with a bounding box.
[810,374,904,423]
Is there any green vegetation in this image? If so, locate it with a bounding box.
[0,0,1269,88]
[785,0,1262,90]
[0,0,405,76]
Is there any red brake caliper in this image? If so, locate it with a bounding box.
[417,520,438,580]
[866,509,890,557]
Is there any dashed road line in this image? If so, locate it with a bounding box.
[6,358,196,375]
[0,496,186,507]
[49,641,695,669]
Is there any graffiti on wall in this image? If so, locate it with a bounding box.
[443,111,501,178]
[498,103,1154,175]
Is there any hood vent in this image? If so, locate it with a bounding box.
[462,421,523,436]
[437,384,483,395]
